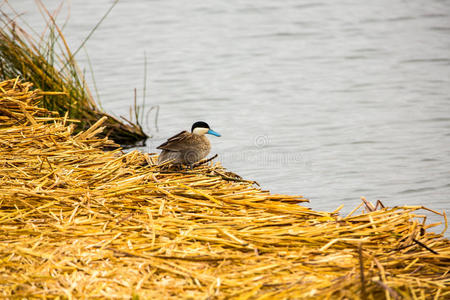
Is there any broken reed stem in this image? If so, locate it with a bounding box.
[412,238,439,255]
[192,154,218,168]
[0,79,449,299]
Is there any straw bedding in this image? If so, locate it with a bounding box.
[0,79,449,299]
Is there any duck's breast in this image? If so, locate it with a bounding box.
[181,135,210,164]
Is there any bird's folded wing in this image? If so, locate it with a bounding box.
[156,131,189,151]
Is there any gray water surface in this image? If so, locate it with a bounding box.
[6,0,450,234]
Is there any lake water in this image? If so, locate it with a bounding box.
[6,0,450,235]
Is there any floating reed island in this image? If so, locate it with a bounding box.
[0,79,449,299]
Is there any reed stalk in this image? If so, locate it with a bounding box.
[0,1,148,145]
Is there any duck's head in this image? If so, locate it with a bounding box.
[191,121,221,137]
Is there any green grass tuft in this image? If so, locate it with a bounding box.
[0,1,148,145]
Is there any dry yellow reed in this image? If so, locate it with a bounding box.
[0,79,449,299]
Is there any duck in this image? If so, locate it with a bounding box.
[157,121,221,166]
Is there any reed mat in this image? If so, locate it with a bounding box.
[0,79,449,299]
